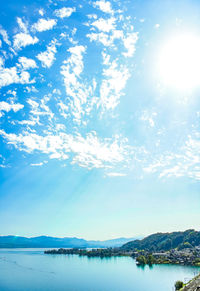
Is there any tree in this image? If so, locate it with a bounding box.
[146,254,155,265]
[136,255,147,265]
[175,280,183,290]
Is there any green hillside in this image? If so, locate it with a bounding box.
[121,229,200,251]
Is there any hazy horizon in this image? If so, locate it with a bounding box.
[0,227,198,242]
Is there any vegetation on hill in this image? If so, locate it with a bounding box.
[121,229,200,251]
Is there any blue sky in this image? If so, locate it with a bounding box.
[0,0,200,240]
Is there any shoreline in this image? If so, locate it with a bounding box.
[44,248,200,267]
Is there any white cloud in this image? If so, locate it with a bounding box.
[52,88,61,95]
[30,162,44,166]
[87,14,98,20]
[36,40,57,68]
[91,17,116,32]
[17,119,38,126]
[87,32,111,46]
[32,18,57,32]
[93,0,114,14]
[18,57,37,70]
[6,89,17,97]
[25,86,38,93]
[0,66,33,88]
[13,33,39,50]
[67,45,86,73]
[54,7,76,18]
[38,9,45,16]
[123,32,138,57]
[106,172,126,177]
[0,101,24,117]
[93,1,113,14]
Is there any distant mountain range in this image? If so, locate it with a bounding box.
[2,230,200,251]
[121,229,200,251]
[0,235,138,248]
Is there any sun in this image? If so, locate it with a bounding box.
[157,33,200,90]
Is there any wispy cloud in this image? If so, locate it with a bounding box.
[0,26,11,45]
[143,132,200,181]
[140,110,157,127]
[99,59,130,111]
[61,45,91,123]
[17,17,28,34]
[26,95,54,126]
[0,130,130,169]
[0,1,141,175]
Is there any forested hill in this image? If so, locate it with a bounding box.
[121,229,200,251]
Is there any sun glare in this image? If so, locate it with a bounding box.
[158,34,200,90]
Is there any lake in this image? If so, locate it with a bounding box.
[0,248,199,291]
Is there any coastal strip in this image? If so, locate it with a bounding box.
[44,248,132,258]
[44,247,200,266]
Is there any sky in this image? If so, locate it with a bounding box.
[0,0,200,240]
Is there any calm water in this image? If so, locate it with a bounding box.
[0,249,200,291]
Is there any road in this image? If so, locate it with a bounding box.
[182,274,200,290]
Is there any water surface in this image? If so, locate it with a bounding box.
[0,248,199,291]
